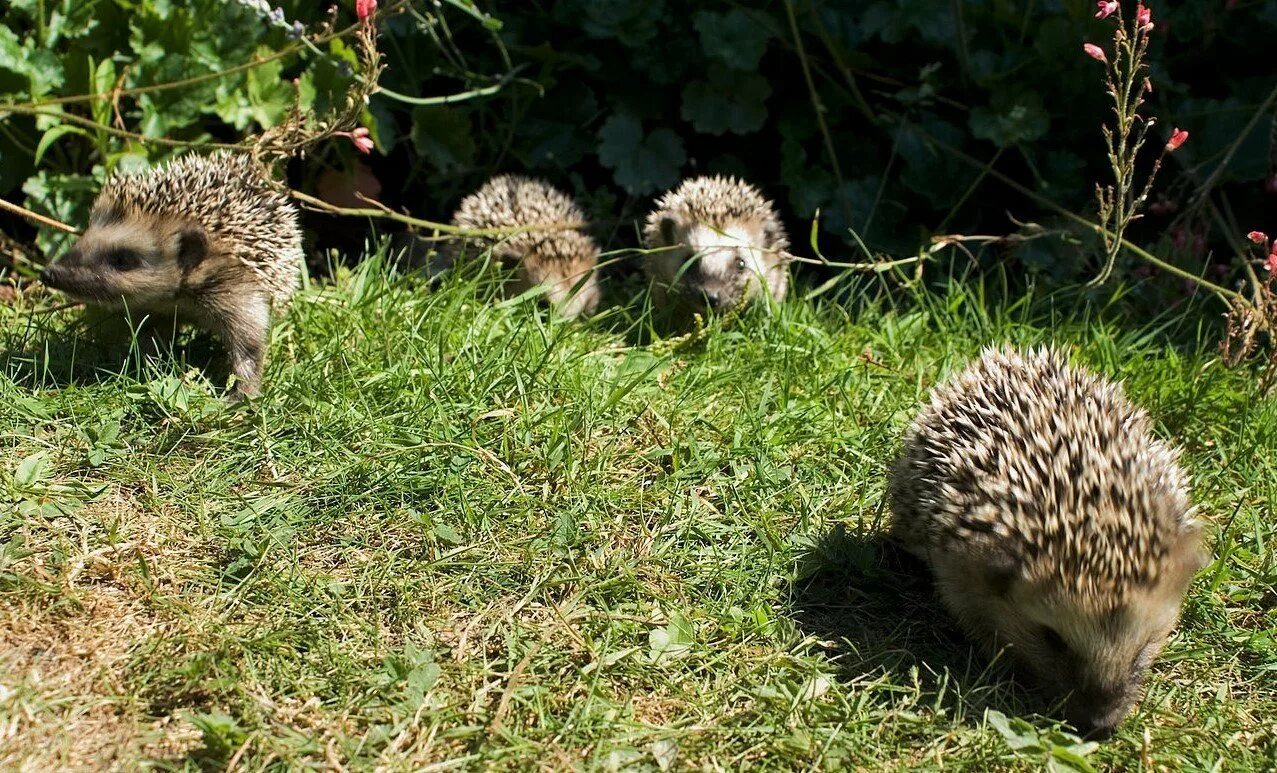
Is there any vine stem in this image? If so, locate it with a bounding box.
[919,127,1250,306]
[0,2,412,112]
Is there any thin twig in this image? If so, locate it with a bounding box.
[289,189,583,238]
[0,198,80,234]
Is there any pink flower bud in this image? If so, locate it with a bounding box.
[356,0,377,21]
[1267,251,1277,273]
[1083,43,1108,63]
[1248,231,1269,245]
[1165,128,1188,151]
[1095,1,1118,19]
[1136,3,1153,31]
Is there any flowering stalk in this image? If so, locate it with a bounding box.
[1086,2,1183,286]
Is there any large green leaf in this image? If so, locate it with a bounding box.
[596,113,685,195]
[680,65,771,135]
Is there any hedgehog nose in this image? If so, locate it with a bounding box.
[704,290,721,307]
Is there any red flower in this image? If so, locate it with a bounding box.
[1095,1,1118,19]
[1083,43,1107,63]
[355,0,377,20]
[1136,3,1153,31]
[1248,231,1269,245]
[1165,128,1188,151]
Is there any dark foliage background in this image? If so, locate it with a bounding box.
[2,0,1275,287]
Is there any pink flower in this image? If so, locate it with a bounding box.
[1165,128,1188,151]
[1083,43,1108,63]
[1267,251,1277,273]
[355,0,377,20]
[1095,1,1118,19]
[1136,3,1153,31]
[1247,231,1269,245]
[349,126,374,154]
[335,126,374,154]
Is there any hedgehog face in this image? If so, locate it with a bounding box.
[934,524,1205,738]
[654,220,774,311]
[41,210,208,308]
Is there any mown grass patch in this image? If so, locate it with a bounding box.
[2,262,1274,770]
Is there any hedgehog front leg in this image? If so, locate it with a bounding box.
[203,294,271,399]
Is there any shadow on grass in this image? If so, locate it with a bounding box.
[1,313,228,392]
[787,523,1043,725]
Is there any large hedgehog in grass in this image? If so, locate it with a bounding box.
[643,175,791,313]
[39,151,302,397]
[887,346,1208,737]
[447,174,601,319]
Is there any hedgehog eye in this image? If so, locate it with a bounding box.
[734,256,747,272]
[105,248,142,271]
[1040,626,1070,655]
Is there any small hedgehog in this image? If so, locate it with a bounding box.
[39,151,301,397]
[447,174,600,319]
[643,176,790,312]
[887,346,1206,737]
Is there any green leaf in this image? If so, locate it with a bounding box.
[693,9,772,70]
[648,612,695,663]
[34,125,92,167]
[0,26,65,97]
[92,57,118,126]
[432,523,464,545]
[21,170,99,256]
[13,452,52,490]
[1049,745,1098,773]
[969,89,1050,148]
[579,0,665,46]
[597,113,686,195]
[986,710,1045,753]
[681,65,772,136]
[411,107,475,172]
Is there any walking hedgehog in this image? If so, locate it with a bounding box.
[887,346,1207,737]
[447,174,600,319]
[643,176,790,313]
[39,151,302,397]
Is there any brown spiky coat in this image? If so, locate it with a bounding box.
[41,151,302,396]
[888,346,1206,735]
[447,174,600,318]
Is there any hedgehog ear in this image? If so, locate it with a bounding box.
[658,216,679,246]
[982,549,1023,598]
[176,226,208,271]
[1171,520,1210,577]
[762,221,784,249]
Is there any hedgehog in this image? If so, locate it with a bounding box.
[39,151,302,397]
[886,346,1207,737]
[642,176,791,313]
[447,174,600,319]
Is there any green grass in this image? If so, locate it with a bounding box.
[1,259,1274,771]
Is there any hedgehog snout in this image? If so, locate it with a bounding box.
[1067,686,1135,739]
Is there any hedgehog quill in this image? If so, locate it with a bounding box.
[39,151,302,398]
[447,174,600,319]
[887,346,1207,737]
[643,175,790,313]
